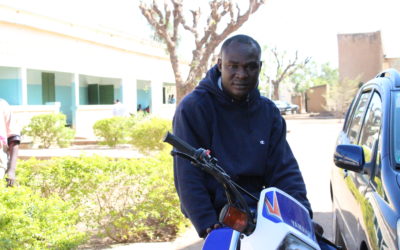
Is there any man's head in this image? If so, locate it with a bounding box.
[217,34,262,101]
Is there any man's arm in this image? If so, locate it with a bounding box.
[173,101,220,237]
[3,100,20,187]
[6,137,19,187]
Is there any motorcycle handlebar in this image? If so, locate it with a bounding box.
[163,132,198,159]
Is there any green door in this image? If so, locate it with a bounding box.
[42,72,55,104]
[99,85,114,104]
[87,84,114,104]
[88,84,99,104]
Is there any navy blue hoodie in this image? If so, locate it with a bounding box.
[173,65,311,237]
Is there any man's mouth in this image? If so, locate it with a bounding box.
[232,84,248,90]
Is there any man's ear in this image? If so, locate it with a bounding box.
[217,58,222,72]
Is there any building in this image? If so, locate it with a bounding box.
[337,30,400,84]
[0,3,184,137]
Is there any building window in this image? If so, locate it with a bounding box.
[162,83,176,104]
[88,84,114,104]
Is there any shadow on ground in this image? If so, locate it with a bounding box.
[313,211,334,242]
[178,241,203,250]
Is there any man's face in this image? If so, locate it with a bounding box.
[218,41,262,101]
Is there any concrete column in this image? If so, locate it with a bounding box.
[73,73,79,106]
[71,73,80,129]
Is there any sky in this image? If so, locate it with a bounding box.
[237,0,400,67]
[2,0,399,68]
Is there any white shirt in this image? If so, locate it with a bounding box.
[0,99,19,172]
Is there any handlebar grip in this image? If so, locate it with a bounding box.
[163,132,197,159]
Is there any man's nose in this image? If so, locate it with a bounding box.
[235,66,248,78]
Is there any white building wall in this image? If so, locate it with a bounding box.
[0,5,186,137]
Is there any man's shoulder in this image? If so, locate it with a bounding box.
[258,96,279,112]
[179,88,212,110]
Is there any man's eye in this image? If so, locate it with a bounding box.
[227,64,238,69]
[246,63,259,70]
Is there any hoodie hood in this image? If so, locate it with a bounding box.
[196,64,261,105]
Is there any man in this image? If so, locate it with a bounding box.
[112,99,128,117]
[172,34,312,238]
[0,99,20,187]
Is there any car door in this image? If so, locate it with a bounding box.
[355,91,392,249]
[333,89,373,249]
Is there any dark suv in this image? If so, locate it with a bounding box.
[331,69,400,250]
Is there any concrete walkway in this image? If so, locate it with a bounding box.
[18,144,143,160]
[107,226,202,250]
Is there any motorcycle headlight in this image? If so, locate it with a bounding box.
[278,233,317,250]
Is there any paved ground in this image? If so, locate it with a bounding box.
[18,114,343,249]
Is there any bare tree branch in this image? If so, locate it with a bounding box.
[140,0,265,103]
[268,48,311,100]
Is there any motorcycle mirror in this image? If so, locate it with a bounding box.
[219,205,250,234]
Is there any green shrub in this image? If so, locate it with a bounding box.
[17,156,118,208]
[93,114,148,148]
[129,117,171,153]
[93,117,130,147]
[21,113,75,149]
[87,151,188,243]
[0,182,87,249]
[17,152,189,244]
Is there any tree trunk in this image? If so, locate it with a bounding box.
[175,81,192,104]
[272,81,279,100]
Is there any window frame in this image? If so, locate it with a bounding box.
[391,90,400,166]
[345,89,373,144]
[358,91,382,164]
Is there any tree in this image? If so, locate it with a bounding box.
[325,76,360,117]
[312,62,338,87]
[263,46,311,100]
[289,62,316,94]
[139,0,265,104]
[289,61,338,113]
[290,61,338,94]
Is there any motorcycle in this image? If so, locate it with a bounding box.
[164,132,340,250]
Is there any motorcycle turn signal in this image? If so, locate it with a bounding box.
[219,204,255,236]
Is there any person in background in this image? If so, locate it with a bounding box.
[0,99,20,187]
[112,99,128,117]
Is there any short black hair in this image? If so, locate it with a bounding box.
[220,34,261,57]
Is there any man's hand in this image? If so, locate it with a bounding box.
[5,169,16,187]
[205,223,221,236]
[313,221,324,236]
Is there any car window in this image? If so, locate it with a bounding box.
[359,92,382,163]
[394,91,400,165]
[347,91,372,143]
[371,133,386,199]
